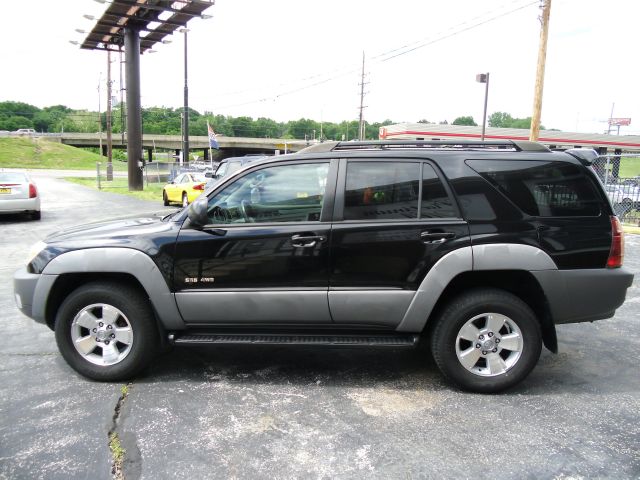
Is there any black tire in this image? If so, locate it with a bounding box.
[30,211,41,220]
[182,192,188,208]
[430,288,542,393]
[163,191,169,206]
[54,281,159,381]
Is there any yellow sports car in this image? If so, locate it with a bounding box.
[162,172,207,207]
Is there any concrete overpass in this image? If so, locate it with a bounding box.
[49,133,312,162]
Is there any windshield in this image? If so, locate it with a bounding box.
[214,163,228,178]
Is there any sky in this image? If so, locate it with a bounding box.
[1,0,639,135]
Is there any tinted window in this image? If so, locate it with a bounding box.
[422,164,456,218]
[344,162,420,220]
[207,163,329,224]
[467,160,601,217]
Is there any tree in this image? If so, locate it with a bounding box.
[286,118,320,140]
[452,116,477,126]
[488,111,513,128]
[488,112,543,129]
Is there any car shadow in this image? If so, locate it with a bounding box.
[138,343,450,392]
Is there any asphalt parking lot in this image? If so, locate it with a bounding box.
[1,171,639,480]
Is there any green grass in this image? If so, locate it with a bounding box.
[0,137,127,170]
[619,157,640,178]
[66,177,165,202]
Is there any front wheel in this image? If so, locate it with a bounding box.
[430,288,542,393]
[163,191,169,206]
[54,281,159,381]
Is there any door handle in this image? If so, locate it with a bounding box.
[420,231,456,244]
[291,234,326,248]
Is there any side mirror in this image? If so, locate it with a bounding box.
[187,195,209,227]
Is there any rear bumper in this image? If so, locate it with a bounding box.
[533,268,635,324]
[0,197,40,213]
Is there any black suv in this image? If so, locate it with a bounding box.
[14,140,634,392]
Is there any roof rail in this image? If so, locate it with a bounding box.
[297,142,338,154]
[298,139,550,153]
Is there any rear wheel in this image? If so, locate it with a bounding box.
[430,288,542,393]
[30,211,41,220]
[54,281,159,381]
[182,192,188,208]
[163,191,169,206]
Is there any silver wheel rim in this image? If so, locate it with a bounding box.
[70,303,134,366]
[455,312,523,377]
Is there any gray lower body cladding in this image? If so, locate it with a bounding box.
[533,267,634,324]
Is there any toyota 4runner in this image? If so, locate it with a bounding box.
[14,140,634,392]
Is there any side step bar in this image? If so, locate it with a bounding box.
[169,333,419,347]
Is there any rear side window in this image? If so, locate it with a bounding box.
[422,164,456,218]
[344,162,420,220]
[467,160,601,217]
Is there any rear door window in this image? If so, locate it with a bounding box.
[344,162,420,220]
[467,160,601,217]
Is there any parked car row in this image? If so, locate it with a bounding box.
[603,183,640,215]
[163,156,268,207]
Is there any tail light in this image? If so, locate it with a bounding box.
[193,183,205,191]
[607,216,624,268]
[29,184,38,198]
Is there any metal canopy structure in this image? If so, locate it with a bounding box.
[81,0,214,53]
[79,0,214,190]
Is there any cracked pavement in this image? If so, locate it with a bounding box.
[1,171,639,479]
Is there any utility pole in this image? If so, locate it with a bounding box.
[358,51,367,141]
[182,28,190,164]
[106,50,114,181]
[97,72,102,158]
[119,49,125,148]
[529,0,552,142]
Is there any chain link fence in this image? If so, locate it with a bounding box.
[96,160,216,189]
[592,154,640,225]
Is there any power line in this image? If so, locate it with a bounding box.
[208,0,538,111]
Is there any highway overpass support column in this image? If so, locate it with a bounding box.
[125,26,144,190]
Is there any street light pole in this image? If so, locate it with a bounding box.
[181,28,189,164]
[476,72,490,141]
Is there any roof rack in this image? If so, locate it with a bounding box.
[298,139,550,154]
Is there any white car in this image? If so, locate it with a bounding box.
[13,128,37,136]
[0,172,41,220]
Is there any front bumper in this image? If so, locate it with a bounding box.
[13,267,40,320]
[533,267,635,324]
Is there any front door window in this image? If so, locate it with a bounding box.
[207,163,329,224]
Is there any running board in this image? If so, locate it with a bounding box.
[170,333,419,347]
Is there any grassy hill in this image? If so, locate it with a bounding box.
[0,137,126,170]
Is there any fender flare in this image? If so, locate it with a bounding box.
[37,248,183,330]
[396,244,557,332]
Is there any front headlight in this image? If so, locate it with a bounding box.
[26,241,47,266]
